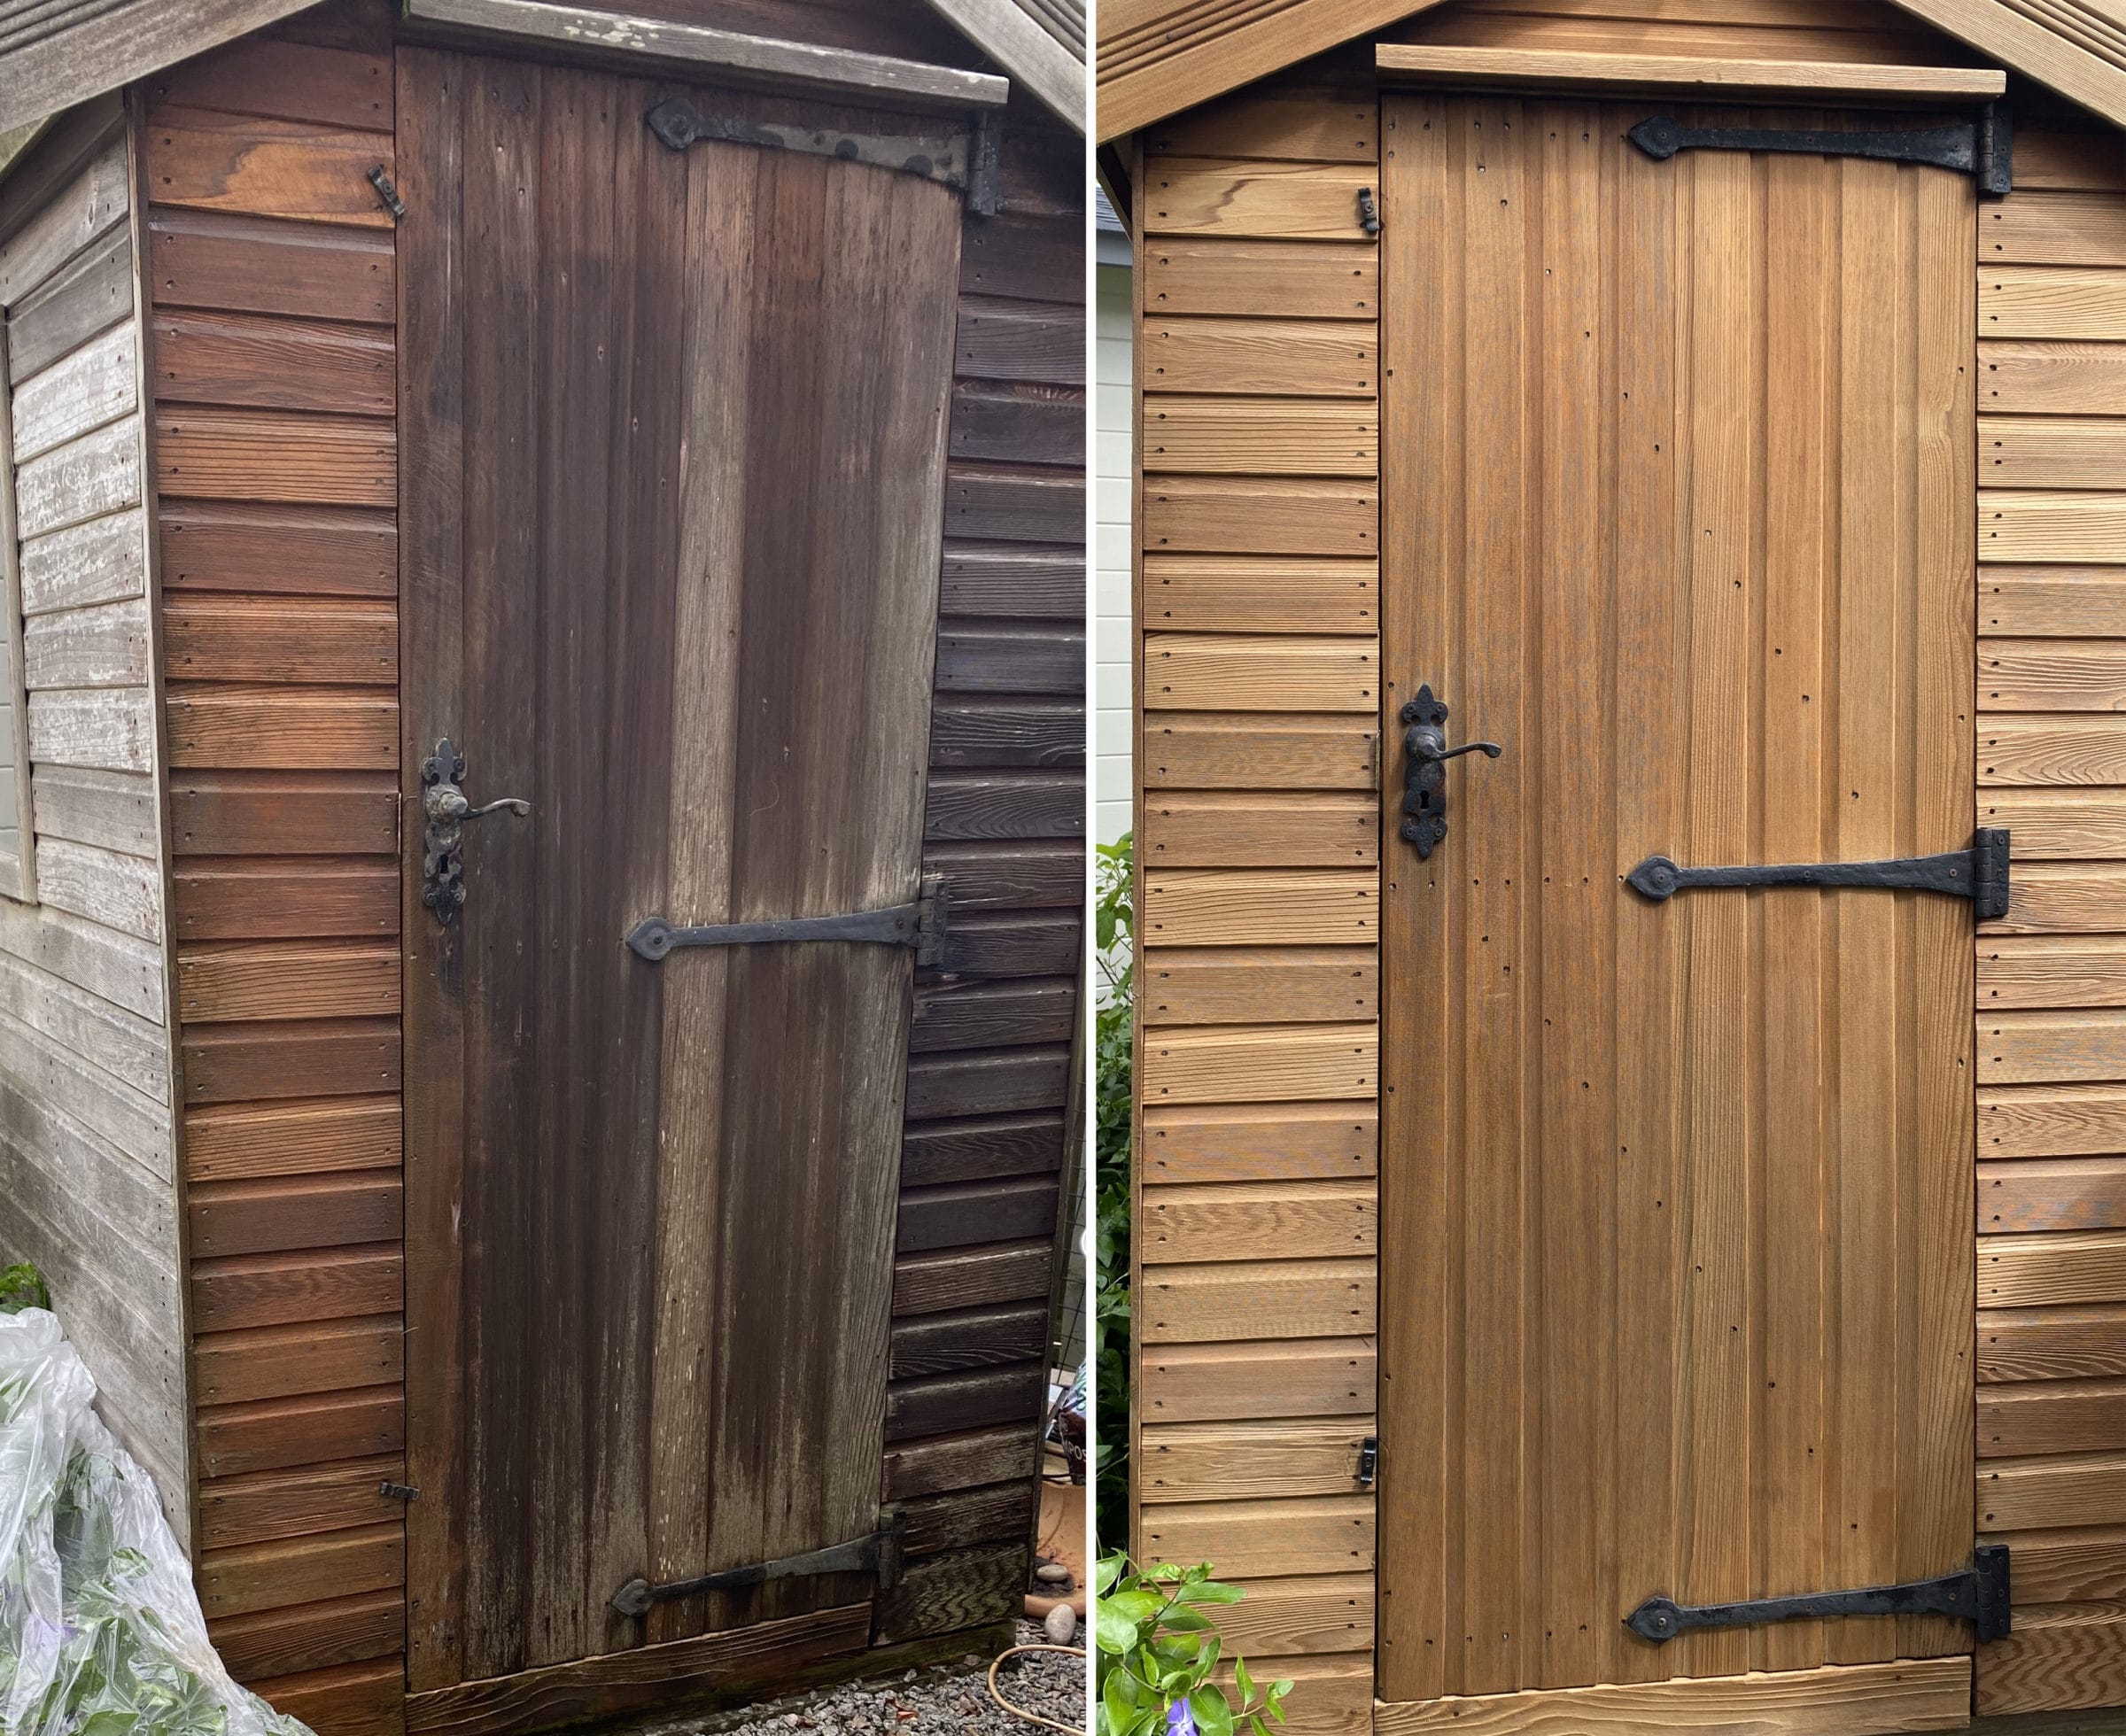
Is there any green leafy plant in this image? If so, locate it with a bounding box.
[1095,1554,1292,1736]
[1093,834,1133,1550]
[0,1261,50,1314]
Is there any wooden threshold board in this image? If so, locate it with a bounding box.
[1372,1656,1974,1735]
[1374,44,2006,101]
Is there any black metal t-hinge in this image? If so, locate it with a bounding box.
[1628,828,2008,921]
[1627,1545,2010,1645]
[1628,104,2012,198]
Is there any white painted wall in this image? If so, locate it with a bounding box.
[1095,254,1132,844]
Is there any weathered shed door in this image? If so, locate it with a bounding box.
[1378,96,1978,1706]
[396,50,960,1690]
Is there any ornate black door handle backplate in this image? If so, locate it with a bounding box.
[1399,685,1501,859]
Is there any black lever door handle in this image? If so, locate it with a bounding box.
[1399,684,1499,859]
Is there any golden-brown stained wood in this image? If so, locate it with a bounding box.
[1140,1257,1375,1341]
[1979,1453,2126,1530]
[1981,1158,2126,1232]
[1144,714,1377,790]
[1983,566,2126,635]
[1142,1494,1373,1577]
[1374,1658,1974,1734]
[1143,316,1376,395]
[1982,417,2126,489]
[1144,557,1376,634]
[1979,1304,2126,1383]
[1143,396,1377,476]
[1144,159,1377,239]
[1982,1084,2126,1159]
[1982,1009,2126,1081]
[1146,89,1378,164]
[1988,191,2126,266]
[1142,944,1376,1025]
[1141,1023,1376,1105]
[1981,937,2126,1007]
[2013,131,2126,194]
[1142,868,1375,945]
[1144,1179,1375,1263]
[1144,477,1378,555]
[1144,794,1377,867]
[1144,633,1376,710]
[1981,1230,2126,1307]
[1982,717,2126,784]
[1139,1419,1376,1505]
[1980,1378,2126,1458]
[1983,490,2126,563]
[1982,339,2126,414]
[1143,238,1377,320]
[1988,864,2126,935]
[1976,1601,2126,1715]
[1980,792,2126,858]
[1982,268,2126,341]
[1139,1337,1376,1425]
[1376,43,2003,97]
[1143,1102,1377,1183]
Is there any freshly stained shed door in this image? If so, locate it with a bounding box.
[1378,97,1979,1706]
[397,50,960,1689]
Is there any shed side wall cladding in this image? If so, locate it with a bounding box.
[144,5,408,1732]
[1132,52,1383,1736]
[1974,120,2126,1719]
[886,92,1085,1638]
[0,102,186,1537]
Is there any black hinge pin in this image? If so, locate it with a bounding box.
[1358,187,1382,235]
[380,1481,419,1502]
[1356,1436,1379,1490]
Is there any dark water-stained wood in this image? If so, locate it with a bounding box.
[399,50,960,1688]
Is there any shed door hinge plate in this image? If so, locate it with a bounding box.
[647,97,997,213]
[1628,828,2008,922]
[627,873,948,968]
[1628,104,2012,197]
[1627,1545,2010,1646]
[612,1508,904,1617]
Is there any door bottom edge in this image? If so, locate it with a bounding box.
[1374,1655,1974,1734]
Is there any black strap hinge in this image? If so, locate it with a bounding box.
[626,874,948,968]
[611,1509,904,1618]
[1628,828,2009,922]
[647,98,980,204]
[1629,103,2012,198]
[1627,1544,2010,1646]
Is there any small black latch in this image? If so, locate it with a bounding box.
[1357,187,1381,236]
[380,1481,419,1502]
[1356,1437,1379,1490]
[367,165,406,221]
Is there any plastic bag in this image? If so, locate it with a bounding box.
[0,1306,313,1736]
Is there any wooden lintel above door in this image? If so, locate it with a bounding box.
[1374,43,2006,103]
[402,0,1010,112]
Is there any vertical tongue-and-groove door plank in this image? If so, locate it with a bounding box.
[1378,95,1975,1705]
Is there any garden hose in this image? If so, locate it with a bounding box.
[986,1643,1087,1733]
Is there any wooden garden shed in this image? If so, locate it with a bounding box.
[1107,1,2126,1730]
[0,1,1086,1731]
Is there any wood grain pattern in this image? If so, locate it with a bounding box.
[1976,1602,2126,1716]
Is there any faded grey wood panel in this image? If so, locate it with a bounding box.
[0,103,183,1547]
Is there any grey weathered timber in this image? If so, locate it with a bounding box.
[917,0,1084,129]
[404,0,1010,110]
[0,110,183,1545]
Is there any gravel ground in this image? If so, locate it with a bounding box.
[679,1622,1085,1735]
